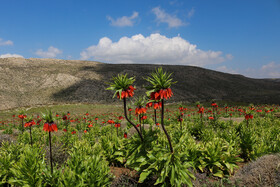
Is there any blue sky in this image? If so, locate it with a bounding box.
[0,0,279,78]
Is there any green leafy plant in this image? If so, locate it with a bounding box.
[239,126,257,161]
[145,67,176,153]
[138,144,195,186]
[100,135,125,166]
[8,145,44,186]
[42,110,58,174]
[60,140,113,186]
[107,74,143,141]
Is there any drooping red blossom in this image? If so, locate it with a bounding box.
[88,124,93,128]
[136,124,140,127]
[85,113,89,116]
[146,102,153,108]
[95,117,98,121]
[62,115,68,120]
[245,114,253,120]
[43,123,58,132]
[56,114,59,117]
[63,129,67,132]
[141,115,147,120]
[135,107,147,115]
[124,132,127,138]
[71,131,76,134]
[114,123,121,128]
[118,116,124,120]
[24,120,36,127]
[84,130,87,133]
[198,107,204,114]
[211,103,218,107]
[146,101,162,109]
[156,123,160,126]
[117,85,136,99]
[128,108,132,112]
[153,102,162,109]
[18,114,27,119]
[108,119,115,124]
[208,116,214,120]
[150,88,173,100]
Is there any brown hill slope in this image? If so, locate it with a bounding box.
[0,57,279,110]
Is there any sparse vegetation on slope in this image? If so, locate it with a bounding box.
[0,57,280,110]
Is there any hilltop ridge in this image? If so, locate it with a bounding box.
[0,57,279,110]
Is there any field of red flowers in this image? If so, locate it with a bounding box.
[0,68,280,186]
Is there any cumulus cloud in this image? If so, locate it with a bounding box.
[35,46,62,58]
[0,53,23,58]
[107,12,139,27]
[80,33,227,66]
[152,7,185,28]
[0,38,13,46]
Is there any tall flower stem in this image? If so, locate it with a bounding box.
[49,131,53,174]
[142,118,145,132]
[111,123,113,139]
[154,109,157,125]
[180,116,182,131]
[138,115,142,133]
[21,119,24,134]
[123,98,143,142]
[29,127,33,146]
[161,99,173,153]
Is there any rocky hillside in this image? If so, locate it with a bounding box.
[0,57,280,110]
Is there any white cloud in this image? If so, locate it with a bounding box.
[0,53,23,58]
[241,62,280,78]
[226,54,234,60]
[216,61,280,78]
[187,8,195,19]
[35,46,62,58]
[107,12,139,27]
[216,65,238,74]
[0,38,13,46]
[80,33,227,66]
[259,61,280,78]
[152,7,185,28]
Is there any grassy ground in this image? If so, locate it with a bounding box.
[0,103,180,122]
[0,103,120,120]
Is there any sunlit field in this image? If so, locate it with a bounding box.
[1,102,280,186]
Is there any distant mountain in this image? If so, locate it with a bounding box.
[0,58,279,110]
